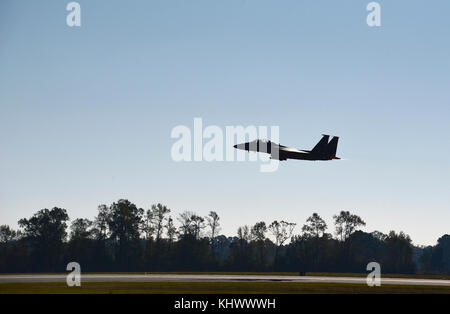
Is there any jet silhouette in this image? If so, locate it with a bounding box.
[233,134,340,161]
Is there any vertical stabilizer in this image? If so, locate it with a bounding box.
[311,134,330,153]
[326,136,339,158]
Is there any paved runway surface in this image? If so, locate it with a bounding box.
[1,274,450,286]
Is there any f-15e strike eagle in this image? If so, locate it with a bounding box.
[233,134,340,161]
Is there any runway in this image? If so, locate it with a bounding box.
[1,274,450,286]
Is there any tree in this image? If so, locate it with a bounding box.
[206,211,221,240]
[176,211,206,240]
[107,199,143,268]
[150,203,170,241]
[344,230,384,272]
[435,235,450,273]
[384,231,414,273]
[0,203,435,275]
[165,216,177,243]
[0,225,19,272]
[268,220,296,247]
[93,204,110,240]
[108,200,143,242]
[67,218,108,272]
[191,214,206,240]
[371,230,387,241]
[268,220,296,268]
[206,211,221,261]
[251,222,268,270]
[333,211,366,241]
[70,218,93,240]
[141,209,155,240]
[0,225,17,244]
[178,211,196,237]
[251,222,267,242]
[299,213,329,271]
[237,225,253,242]
[230,226,254,270]
[18,207,69,271]
[302,213,327,238]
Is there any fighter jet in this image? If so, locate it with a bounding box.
[233,134,340,161]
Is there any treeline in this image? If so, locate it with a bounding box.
[0,199,449,274]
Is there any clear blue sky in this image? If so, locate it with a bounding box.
[1,1,449,246]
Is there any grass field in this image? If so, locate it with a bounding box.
[1,281,450,294]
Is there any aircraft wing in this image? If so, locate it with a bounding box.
[279,146,308,154]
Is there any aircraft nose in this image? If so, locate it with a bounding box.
[233,144,237,148]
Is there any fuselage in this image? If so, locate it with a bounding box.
[233,138,340,161]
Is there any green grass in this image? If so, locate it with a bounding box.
[1,281,450,294]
